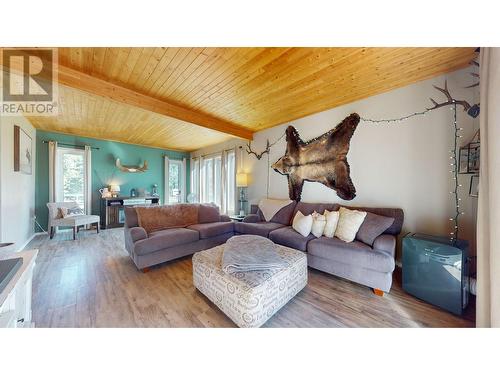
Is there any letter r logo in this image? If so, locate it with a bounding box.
[2,49,53,102]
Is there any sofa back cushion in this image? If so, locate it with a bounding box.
[255,201,297,225]
[198,204,220,223]
[342,206,404,235]
[355,212,395,246]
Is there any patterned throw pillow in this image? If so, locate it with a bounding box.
[58,206,84,218]
[292,211,313,237]
[334,207,367,242]
[323,209,340,238]
[311,211,326,238]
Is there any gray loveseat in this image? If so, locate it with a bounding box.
[124,204,234,271]
[235,202,404,294]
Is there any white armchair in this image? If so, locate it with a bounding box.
[46,202,100,240]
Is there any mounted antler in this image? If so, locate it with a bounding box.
[246,140,271,160]
[428,80,472,112]
[116,158,148,173]
[428,80,480,118]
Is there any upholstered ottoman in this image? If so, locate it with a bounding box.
[192,243,307,328]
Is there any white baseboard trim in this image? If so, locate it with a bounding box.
[17,232,45,252]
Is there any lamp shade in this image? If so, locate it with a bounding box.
[110,184,121,193]
[236,173,248,187]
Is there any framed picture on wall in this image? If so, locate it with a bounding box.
[458,142,480,174]
[469,175,479,197]
[14,125,33,175]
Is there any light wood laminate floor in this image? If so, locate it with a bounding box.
[27,229,475,328]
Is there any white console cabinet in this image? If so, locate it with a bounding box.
[0,250,38,328]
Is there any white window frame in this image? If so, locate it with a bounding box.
[55,147,86,209]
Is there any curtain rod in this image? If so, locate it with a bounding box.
[194,146,237,159]
[42,140,100,150]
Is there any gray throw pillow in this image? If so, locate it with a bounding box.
[355,212,395,246]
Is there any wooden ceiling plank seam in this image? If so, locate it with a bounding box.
[188,47,292,111]
[178,48,262,106]
[161,47,217,99]
[155,47,205,98]
[147,48,193,97]
[140,47,180,93]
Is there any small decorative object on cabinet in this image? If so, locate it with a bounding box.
[152,184,159,197]
[110,184,120,197]
[0,249,37,328]
[130,188,137,197]
[99,187,111,198]
[402,233,469,316]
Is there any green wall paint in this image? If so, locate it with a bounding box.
[35,130,190,231]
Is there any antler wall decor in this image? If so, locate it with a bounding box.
[116,158,148,173]
[246,133,286,160]
[428,80,480,118]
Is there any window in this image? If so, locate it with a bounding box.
[56,147,85,209]
[197,150,236,214]
[165,157,186,204]
[225,150,236,215]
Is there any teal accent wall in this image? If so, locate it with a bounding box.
[35,130,190,231]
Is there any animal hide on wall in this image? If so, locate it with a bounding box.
[272,113,360,201]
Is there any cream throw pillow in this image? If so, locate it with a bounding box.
[323,209,340,238]
[292,211,313,237]
[311,211,327,238]
[335,207,367,242]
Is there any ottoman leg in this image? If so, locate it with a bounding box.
[97,222,100,233]
[73,227,77,240]
[373,288,384,297]
[141,267,150,273]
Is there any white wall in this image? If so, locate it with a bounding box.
[239,68,479,254]
[0,115,37,251]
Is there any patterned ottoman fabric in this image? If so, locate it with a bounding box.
[193,244,307,328]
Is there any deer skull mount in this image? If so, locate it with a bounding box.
[246,140,271,160]
[116,158,148,173]
[428,80,480,118]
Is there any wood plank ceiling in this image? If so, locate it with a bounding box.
[27,47,476,151]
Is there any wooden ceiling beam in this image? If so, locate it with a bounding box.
[1,54,253,140]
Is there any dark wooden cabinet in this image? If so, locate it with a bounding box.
[100,196,160,229]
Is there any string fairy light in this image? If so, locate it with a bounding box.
[362,103,464,244]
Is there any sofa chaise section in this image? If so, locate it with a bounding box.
[124,204,234,271]
[242,202,403,294]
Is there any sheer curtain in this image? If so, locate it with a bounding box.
[476,47,500,327]
[48,141,58,203]
[84,145,92,216]
[194,150,236,214]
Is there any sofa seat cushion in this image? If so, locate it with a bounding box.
[269,226,315,252]
[187,222,234,239]
[234,221,285,238]
[134,228,200,256]
[307,237,395,273]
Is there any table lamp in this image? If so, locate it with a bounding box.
[236,173,248,216]
[110,184,121,197]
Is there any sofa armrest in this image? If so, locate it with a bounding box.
[220,214,231,222]
[129,226,148,242]
[243,214,260,223]
[372,234,396,258]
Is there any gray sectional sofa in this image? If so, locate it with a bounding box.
[235,202,404,293]
[124,204,234,271]
[124,201,403,294]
